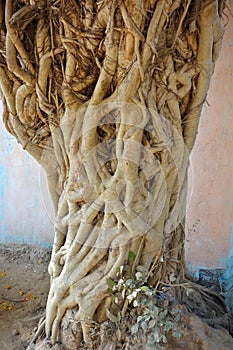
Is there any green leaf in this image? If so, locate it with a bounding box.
[159,309,168,320]
[152,329,160,343]
[151,305,159,317]
[135,272,143,281]
[148,319,156,329]
[140,286,148,292]
[147,342,156,348]
[161,334,167,343]
[106,277,116,287]
[144,314,151,322]
[137,315,144,322]
[125,279,133,287]
[172,330,182,339]
[164,321,173,331]
[141,321,148,330]
[169,273,176,283]
[131,323,139,334]
[117,312,122,321]
[128,250,136,262]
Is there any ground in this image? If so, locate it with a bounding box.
[0,244,233,350]
[0,244,50,350]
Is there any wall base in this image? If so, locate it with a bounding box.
[186,264,233,314]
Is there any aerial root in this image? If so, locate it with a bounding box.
[28,318,46,348]
[45,238,129,344]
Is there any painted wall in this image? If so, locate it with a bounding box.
[0,117,54,246]
[185,14,233,271]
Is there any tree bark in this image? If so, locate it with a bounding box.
[0,0,225,348]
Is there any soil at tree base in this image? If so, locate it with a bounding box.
[0,244,232,350]
[0,244,50,350]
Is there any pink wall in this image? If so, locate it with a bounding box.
[186,10,233,270]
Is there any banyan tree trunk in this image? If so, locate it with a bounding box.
[0,0,225,348]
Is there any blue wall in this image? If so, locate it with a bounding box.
[222,224,233,312]
[0,106,54,247]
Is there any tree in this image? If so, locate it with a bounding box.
[0,0,226,348]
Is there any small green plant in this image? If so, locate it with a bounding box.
[131,295,183,349]
[106,251,187,349]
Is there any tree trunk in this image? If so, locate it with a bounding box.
[0,0,225,348]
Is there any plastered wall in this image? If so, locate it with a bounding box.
[185,14,233,271]
[0,121,54,246]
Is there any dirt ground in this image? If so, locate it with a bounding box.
[0,244,51,350]
[0,244,233,350]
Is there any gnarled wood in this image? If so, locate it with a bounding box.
[0,0,225,348]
